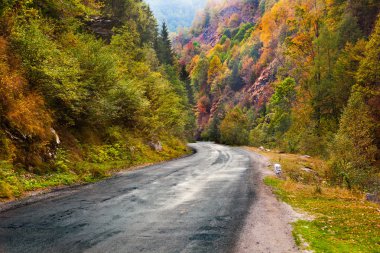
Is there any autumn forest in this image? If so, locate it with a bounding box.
[175,0,380,191]
[0,0,379,200]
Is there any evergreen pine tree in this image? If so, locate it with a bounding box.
[180,65,195,105]
[157,22,173,65]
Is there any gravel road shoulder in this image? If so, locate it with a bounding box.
[234,150,305,253]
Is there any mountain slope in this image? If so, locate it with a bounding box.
[175,0,380,191]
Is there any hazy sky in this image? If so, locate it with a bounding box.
[145,0,208,31]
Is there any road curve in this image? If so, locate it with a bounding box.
[0,143,258,253]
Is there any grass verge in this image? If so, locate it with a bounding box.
[247,147,380,253]
[0,137,190,201]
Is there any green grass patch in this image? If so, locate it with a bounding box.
[265,176,380,252]
[253,147,380,252]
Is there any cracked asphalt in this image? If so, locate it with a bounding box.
[0,142,258,253]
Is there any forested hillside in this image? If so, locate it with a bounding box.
[0,0,194,198]
[1,0,379,198]
[175,0,380,191]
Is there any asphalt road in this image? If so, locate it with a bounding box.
[0,143,258,253]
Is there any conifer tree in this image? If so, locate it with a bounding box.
[157,22,173,65]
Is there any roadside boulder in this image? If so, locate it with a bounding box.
[148,141,163,152]
[366,192,380,204]
[274,164,282,176]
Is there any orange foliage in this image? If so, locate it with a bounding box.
[260,0,292,47]
[197,95,210,114]
[0,37,52,144]
[187,54,200,76]
[258,0,295,66]
[289,32,315,59]
[7,93,52,138]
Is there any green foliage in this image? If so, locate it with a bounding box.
[329,16,380,191]
[270,77,296,110]
[156,22,174,65]
[220,107,249,145]
[356,15,380,163]
[0,134,190,199]
[356,14,380,90]
[202,112,224,142]
[220,35,228,45]
[0,180,12,198]
[208,55,223,84]
[162,65,196,140]
[249,127,267,147]
[332,40,366,114]
[190,54,209,92]
[0,0,14,16]
[249,78,297,148]
[344,0,380,37]
[86,143,126,163]
[233,23,254,43]
[330,88,378,190]
[53,149,70,173]
[10,19,85,125]
[309,25,340,137]
[337,13,363,49]
[229,61,244,91]
[0,0,196,197]
[0,161,23,198]
[102,79,147,127]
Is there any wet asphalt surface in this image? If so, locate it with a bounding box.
[0,143,257,253]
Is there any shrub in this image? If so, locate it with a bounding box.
[220,107,249,145]
[329,88,378,190]
[0,180,12,198]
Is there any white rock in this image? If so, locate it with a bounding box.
[274,164,282,176]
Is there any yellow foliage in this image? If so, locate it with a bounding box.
[260,0,293,47]
[207,55,223,84]
[0,181,13,198]
[0,37,53,160]
[207,44,224,58]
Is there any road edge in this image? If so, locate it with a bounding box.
[234,147,305,253]
[0,145,197,213]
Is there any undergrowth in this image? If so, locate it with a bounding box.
[0,136,189,200]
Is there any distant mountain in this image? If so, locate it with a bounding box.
[145,0,207,32]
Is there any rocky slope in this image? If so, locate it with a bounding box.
[174,0,276,135]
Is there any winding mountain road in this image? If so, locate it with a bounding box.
[0,143,298,253]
